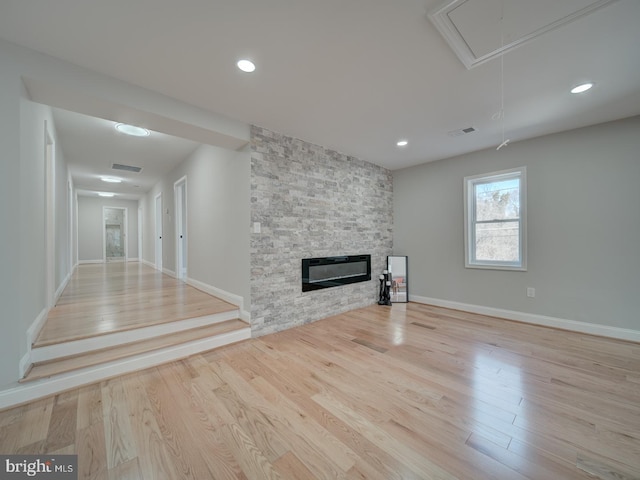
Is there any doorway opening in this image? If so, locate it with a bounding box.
[174,176,187,281]
[103,207,127,262]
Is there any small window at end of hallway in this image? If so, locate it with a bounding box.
[464,167,527,270]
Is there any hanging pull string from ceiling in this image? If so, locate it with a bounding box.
[495,0,510,151]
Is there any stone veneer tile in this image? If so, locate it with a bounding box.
[250,125,393,336]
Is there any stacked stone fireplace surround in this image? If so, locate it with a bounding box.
[250,126,394,336]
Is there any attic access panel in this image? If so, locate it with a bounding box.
[428,0,619,69]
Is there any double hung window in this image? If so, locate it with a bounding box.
[464,167,527,270]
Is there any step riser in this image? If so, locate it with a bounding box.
[26,320,249,380]
[32,310,239,363]
[3,328,251,411]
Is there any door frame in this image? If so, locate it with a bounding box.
[102,206,128,262]
[155,193,163,272]
[44,122,55,308]
[174,176,188,281]
[138,206,143,263]
[68,174,74,273]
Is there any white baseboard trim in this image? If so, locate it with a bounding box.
[26,308,48,348]
[78,259,104,264]
[127,257,139,262]
[163,268,176,278]
[21,308,49,378]
[141,259,155,268]
[19,352,31,380]
[411,295,640,343]
[239,309,251,323]
[187,277,245,312]
[54,270,72,304]
[0,327,251,411]
[21,264,78,379]
[32,310,240,363]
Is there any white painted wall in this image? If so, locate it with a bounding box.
[0,42,23,389]
[19,86,74,376]
[55,137,71,287]
[394,116,640,333]
[0,40,75,389]
[141,144,251,312]
[77,197,139,262]
[19,88,49,330]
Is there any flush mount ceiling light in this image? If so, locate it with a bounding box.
[237,59,256,73]
[115,123,150,137]
[396,140,409,147]
[571,82,594,94]
[101,176,122,183]
[98,192,115,197]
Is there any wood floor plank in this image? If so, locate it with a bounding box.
[141,367,217,479]
[312,390,459,479]
[218,421,282,480]
[121,373,180,480]
[238,351,412,480]
[465,432,591,480]
[272,451,316,480]
[213,382,289,463]
[0,423,18,452]
[576,454,639,480]
[107,457,141,480]
[15,397,55,449]
[101,378,137,469]
[76,383,104,431]
[44,395,78,452]
[76,422,108,480]
[249,376,357,474]
[210,356,352,478]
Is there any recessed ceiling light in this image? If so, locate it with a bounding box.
[570,82,594,94]
[115,123,150,137]
[101,177,122,183]
[237,59,256,73]
[396,140,409,147]
[98,192,115,197]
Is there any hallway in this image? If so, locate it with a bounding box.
[35,262,238,347]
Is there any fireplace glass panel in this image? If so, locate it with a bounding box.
[302,255,371,292]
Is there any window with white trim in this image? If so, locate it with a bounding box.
[464,167,527,270]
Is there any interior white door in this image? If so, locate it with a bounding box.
[155,194,163,271]
[174,178,187,280]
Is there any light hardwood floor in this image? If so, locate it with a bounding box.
[35,262,237,347]
[3,303,639,479]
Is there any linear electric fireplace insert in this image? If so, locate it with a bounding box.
[302,255,371,292]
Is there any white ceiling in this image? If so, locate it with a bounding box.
[51,108,201,200]
[1,0,639,196]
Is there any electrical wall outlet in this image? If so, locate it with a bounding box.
[527,287,535,298]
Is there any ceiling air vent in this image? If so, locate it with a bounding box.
[112,163,143,173]
[447,127,476,137]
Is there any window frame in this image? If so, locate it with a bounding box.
[464,166,527,271]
